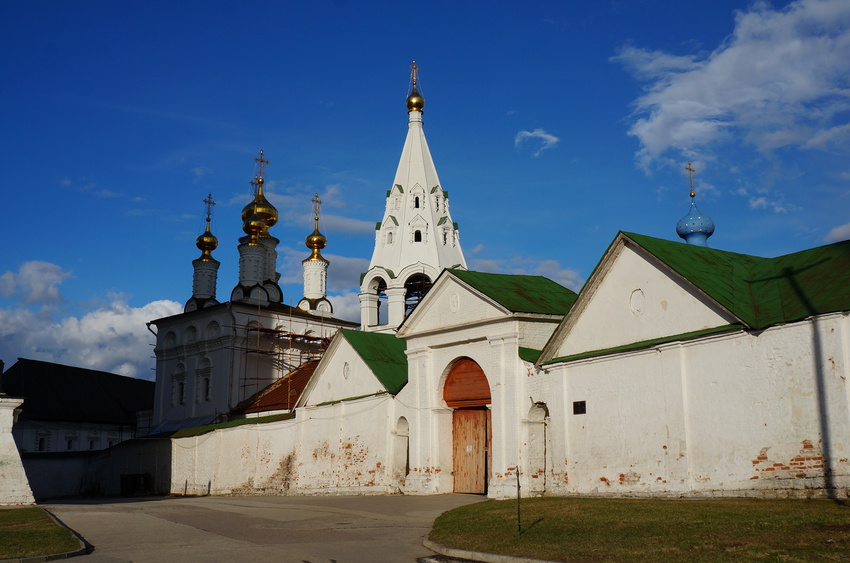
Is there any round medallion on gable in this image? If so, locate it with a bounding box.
[629,289,646,316]
[450,292,459,313]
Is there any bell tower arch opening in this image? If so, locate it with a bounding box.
[443,357,491,494]
[404,274,432,317]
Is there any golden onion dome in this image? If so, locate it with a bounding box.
[195,221,218,260]
[305,221,327,260]
[243,213,265,244]
[406,84,425,112]
[241,177,279,232]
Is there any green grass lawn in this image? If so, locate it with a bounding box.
[430,497,850,562]
[0,507,81,559]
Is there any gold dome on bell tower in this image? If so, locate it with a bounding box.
[305,193,328,261]
[406,60,425,113]
[240,150,279,235]
[196,193,219,261]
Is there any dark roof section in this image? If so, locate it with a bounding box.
[625,232,850,329]
[338,329,408,394]
[448,269,578,315]
[150,300,359,328]
[1,358,154,425]
[232,359,319,415]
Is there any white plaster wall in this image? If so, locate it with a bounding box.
[169,395,403,496]
[517,319,562,351]
[303,342,388,406]
[545,313,850,498]
[0,397,34,504]
[554,245,737,358]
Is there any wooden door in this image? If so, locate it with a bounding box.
[453,409,488,494]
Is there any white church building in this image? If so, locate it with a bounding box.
[146,63,850,500]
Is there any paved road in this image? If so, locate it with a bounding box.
[43,494,485,563]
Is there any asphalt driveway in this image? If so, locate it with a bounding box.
[43,494,485,563]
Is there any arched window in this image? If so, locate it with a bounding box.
[387,231,394,244]
[414,196,420,208]
[414,230,422,242]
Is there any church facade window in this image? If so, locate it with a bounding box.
[88,431,99,450]
[165,331,177,349]
[36,429,50,452]
[206,321,220,340]
[65,430,78,451]
[196,358,213,403]
[172,363,187,407]
[414,230,422,242]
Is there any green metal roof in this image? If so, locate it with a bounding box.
[624,232,850,329]
[169,413,295,438]
[339,329,408,394]
[545,324,743,365]
[519,347,543,363]
[448,269,578,315]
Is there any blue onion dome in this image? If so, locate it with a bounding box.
[677,200,715,247]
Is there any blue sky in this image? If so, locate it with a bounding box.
[1,0,848,379]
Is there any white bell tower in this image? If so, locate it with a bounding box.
[359,62,466,332]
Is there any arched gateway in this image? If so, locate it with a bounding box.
[443,358,491,494]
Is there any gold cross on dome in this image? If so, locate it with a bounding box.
[410,60,419,85]
[685,162,696,198]
[685,162,695,188]
[203,193,216,222]
[254,149,269,178]
[311,193,323,220]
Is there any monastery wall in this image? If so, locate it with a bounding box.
[169,395,405,496]
[543,312,850,498]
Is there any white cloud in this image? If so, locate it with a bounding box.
[0,297,182,379]
[192,166,211,182]
[274,245,368,293]
[0,261,73,305]
[322,214,376,235]
[615,0,850,168]
[825,222,850,242]
[326,290,361,322]
[514,128,560,157]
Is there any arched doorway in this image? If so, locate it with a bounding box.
[526,403,548,495]
[393,417,410,490]
[444,358,491,494]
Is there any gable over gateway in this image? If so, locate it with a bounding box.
[398,268,578,337]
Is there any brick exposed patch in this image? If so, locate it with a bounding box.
[751,440,839,481]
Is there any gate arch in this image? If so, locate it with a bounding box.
[443,358,491,494]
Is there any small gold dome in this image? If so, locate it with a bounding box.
[306,227,327,250]
[243,213,265,244]
[406,84,425,112]
[241,177,279,233]
[196,221,218,260]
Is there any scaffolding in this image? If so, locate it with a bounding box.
[226,307,333,399]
